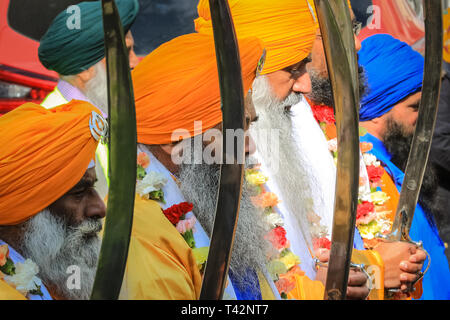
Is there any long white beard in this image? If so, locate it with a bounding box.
[20,209,102,300]
[83,62,108,116]
[177,140,274,294]
[250,75,316,248]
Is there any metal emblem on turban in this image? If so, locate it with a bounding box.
[256,48,266,77]
[89,111,108,143]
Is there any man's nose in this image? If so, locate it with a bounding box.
[292,71,311,95]
[86,192,106,219]
[129,51,140,70]
[245,132,256,156]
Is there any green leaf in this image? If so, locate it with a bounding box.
[182,229,196,249]
[0,258,15,276]
[29,285,44,297]
[148,189,165,204]
[136,165,146,180]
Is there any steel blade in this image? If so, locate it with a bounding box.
[199,0,246,300]
[91,0,137,300]
[385,0,443,242]
[313,0,360,300]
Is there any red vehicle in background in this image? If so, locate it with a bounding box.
[0,0,429,116]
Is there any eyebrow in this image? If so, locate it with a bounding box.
[68,177,97,193]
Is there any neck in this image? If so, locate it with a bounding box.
[360,121,385,141]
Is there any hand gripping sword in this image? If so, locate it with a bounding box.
[313,0,361,300]
[381,0,443,294]
[91,0,137,299]
[199,0,246,300]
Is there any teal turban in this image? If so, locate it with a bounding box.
[38,0,139,76]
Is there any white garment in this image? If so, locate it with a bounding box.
[250,98,337,280]
[136,144,237,299]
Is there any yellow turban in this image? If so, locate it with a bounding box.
[195,0,316,74]
[307,0,353,29]
[132,33,264,145]
[0,101,103,225]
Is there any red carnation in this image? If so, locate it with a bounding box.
[313,237,331,250]
[357,201,375,221]
[366,165,384,184]
[163,202,193,225]
[311,105,335,125]
[265,226,289,250]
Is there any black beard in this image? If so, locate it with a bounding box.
[307,65,368,106]
[383,118,439,224]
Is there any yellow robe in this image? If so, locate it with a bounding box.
[119,196,202,300]
[0,279,26,300]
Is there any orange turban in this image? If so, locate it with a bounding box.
[195,0,316,74]
[0,100,103,225]
[132,33,264,145]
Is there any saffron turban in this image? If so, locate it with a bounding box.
[358,34,424,121]
[38,0,139,76]
[0,101,104,225]
[194,0,316,74]
[132,33,264,145]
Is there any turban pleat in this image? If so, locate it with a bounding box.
[38,0,139,76]
[132,33,264,145]
[0,101,101,225]
[194,0,316,74]
[358,34,424,121]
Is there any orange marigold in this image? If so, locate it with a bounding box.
[251,192,280,208]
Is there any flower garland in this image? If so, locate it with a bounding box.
[310,103,393,245]
[136,152,208,273]
[0,244,43,297]
[245,167,306,299]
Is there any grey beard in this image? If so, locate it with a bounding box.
[251,75,316,248]
[177,150,274,294]
[20,209,101,300]
[83,62,108,116]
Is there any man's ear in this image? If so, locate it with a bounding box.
[78,65,96,84]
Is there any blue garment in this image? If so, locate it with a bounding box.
[0,240,52,300]
[360,133,450,300]
[358,34,424,121]
[228,268,262,300]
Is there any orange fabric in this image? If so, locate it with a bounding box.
[132,33,263,145]
[379,170,400,224]
[195,0,316,74]
[285,274,325,300]
[352,249,385,300]
[0,101,101,225]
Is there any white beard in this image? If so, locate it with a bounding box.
[83,62,108,116]
[177,139,274,295]
[250,75,317,248]
[20,209,102,300]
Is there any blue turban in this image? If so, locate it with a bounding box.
[38,0,139,76]
[358,34,424,121]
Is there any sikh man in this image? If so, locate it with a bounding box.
[38,0,140,197]
[130,30,371,299]
[0,101,201,300]
[357,34,450,300]
[194,0,427,299]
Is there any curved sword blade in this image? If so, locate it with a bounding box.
[313,0,361,300]
[91,0,137,300]
[199,0,246,300]
[386,0,443,243]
